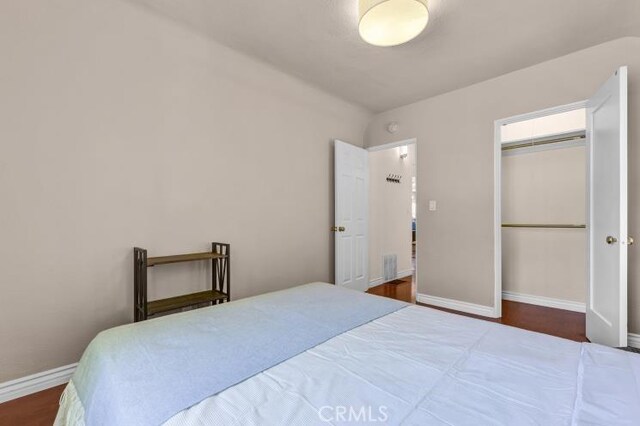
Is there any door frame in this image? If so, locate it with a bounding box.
[367,138,418,289]
[493,101,588,318]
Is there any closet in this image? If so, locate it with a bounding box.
[501,109,586,310]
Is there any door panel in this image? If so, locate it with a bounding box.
[586,66,628,347]
[335,140,369,291]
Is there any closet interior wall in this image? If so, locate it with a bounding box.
[501,111,587,305]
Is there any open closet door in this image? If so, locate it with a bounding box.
[586,66,628,347]
[334,140,369,291]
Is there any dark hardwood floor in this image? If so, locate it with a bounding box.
[367,277,417,304]
[367,275,587,342]
[1,273,587,426]
[0,385,65,426]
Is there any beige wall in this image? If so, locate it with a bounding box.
[365,37,640,334]
[0,0,370,382]
[368,145,415,285]
[502,146,586,302]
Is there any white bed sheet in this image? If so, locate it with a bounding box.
[162,305,640,425]
[57,304,640,425]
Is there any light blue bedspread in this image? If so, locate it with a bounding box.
[72,283,408,425]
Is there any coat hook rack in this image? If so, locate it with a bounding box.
[386,174,402,184]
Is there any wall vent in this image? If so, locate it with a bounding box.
[383,254,397,281]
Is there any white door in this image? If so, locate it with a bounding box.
[334,140,369,291]
[587,66,629,347]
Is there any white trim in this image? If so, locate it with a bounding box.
[493,100,588,321]
[366,138,417,152]
[368,268,414,289]
[417,293,497,318]
[368,278,384,288]
[397,268,414,279]
[0,363,76,404]
[493,119,502,318]
[618,66,629,347]
[497,101,588,126]
[502,291,586,313]
[628,333,640,349]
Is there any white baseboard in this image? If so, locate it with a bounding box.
[368,269,414,289]
[417,293,637,348]
[502,291,586,313]
[417,293,497,318]
[0,363,76,404]
[368,278,384,288]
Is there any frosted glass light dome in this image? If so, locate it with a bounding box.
[359,0,429,47]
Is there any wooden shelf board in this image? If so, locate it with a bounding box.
[147,252,227,267]
[147,290,228,316]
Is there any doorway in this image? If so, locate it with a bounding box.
[493,66,629,347]
[366,139,417,303]
[498,106,588,339]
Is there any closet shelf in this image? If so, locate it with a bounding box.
[502,224,586,229]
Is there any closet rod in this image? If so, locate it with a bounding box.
[502,224,586,229]
[501,131,585,152]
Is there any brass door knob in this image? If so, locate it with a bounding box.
[338,226,346,232]
[331,226,338,232]
[628,236,634,246]
[606,236,618,245]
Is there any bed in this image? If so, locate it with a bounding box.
[55,283,640,425]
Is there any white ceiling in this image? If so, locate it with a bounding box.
[127,0,640,112]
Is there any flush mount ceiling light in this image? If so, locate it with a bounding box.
[359,0,429,47]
